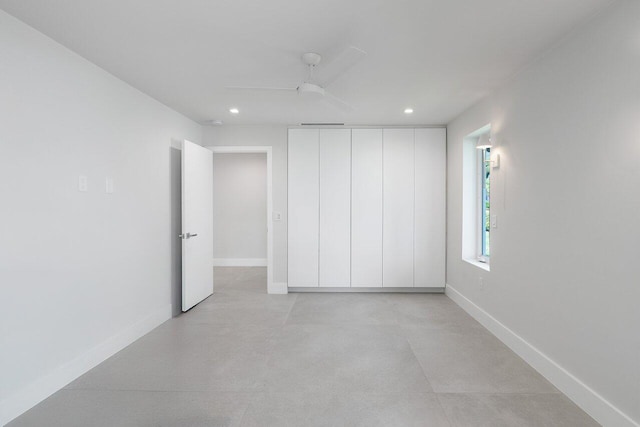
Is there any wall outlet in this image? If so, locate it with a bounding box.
[491,214,497,229]
[273,211,282,221]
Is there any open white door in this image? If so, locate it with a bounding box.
[181,140,214,311]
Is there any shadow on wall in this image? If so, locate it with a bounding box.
[170,145,182,316]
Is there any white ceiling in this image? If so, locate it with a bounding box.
[0,0,613,126]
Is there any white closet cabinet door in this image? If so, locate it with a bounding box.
[414,128,446,288]
[383,129,415,287]
[351,129,383,287]
[288,129,319,287]
[319,129,351,287]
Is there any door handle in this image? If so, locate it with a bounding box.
[178,232,198,239]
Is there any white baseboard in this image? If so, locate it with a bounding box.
[288,287,444,293]
[268,282,288,294]
[445,284,638,427]
[0,304,172,426]
[213,258,267,267]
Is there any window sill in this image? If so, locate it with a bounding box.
[463,258,490,272]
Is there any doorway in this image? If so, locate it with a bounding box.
[210,146,274,293]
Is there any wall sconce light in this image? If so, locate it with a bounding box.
[476,133,500,169]
[490,153,500,169]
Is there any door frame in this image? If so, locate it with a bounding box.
[209,146,275,294]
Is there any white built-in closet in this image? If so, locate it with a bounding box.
[288,127,445,290]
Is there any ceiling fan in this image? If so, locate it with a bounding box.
[226,46,367,111]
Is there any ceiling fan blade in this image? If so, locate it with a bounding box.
[324,91,355,112]
[318,46,367,87]
[225,86,297,92]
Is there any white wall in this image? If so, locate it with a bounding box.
[446,1,640,426]
[203,126,288,284]
[0,10,202,424]
[213,153,267,262]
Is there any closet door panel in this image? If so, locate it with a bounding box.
[414,128,446,288]
[319,129,351,287]
[287,129,319,287]
[383,129,415,287]
[351,129,383,287]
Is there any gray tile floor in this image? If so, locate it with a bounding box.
[8,267,599,426]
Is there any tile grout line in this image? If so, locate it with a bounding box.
[403,334,454,427]
[62,386,248,393]
[433,393,455,427]
[405,335,437,395]
[281,292,299,326]
[236,391,257,427]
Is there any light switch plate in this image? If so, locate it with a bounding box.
[105,177,114,194]
[491,214,497,229]
[273,211,282,221]
[78,175,88,192]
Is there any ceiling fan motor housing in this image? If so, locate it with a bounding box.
[302,52,322,66]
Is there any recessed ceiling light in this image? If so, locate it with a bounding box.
[404,108,414,114]
[229,108,239,114]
